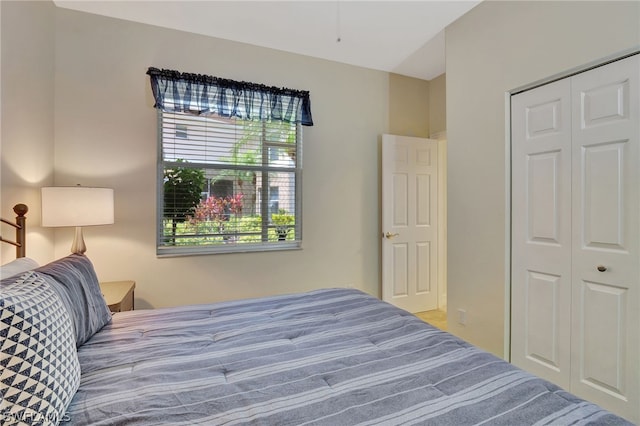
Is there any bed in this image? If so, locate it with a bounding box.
[0,205,633,425]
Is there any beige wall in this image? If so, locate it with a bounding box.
[388,73,430,137]
[0,2,412,308]
[1,3,434,310]
[446,0,640,357]
[52,8,394,307]
[428,73,446,136]
[1,1,55,265]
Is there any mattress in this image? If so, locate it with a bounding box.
[66,288,631,425]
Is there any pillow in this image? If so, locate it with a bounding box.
[36,254,112,347]
[0,257,39,280]
[0,271,81,426]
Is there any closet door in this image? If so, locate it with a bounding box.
[570,54,639,422]
[512,54,639,423]
[511,79,572,389]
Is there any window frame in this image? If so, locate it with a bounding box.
[156,110,303,257]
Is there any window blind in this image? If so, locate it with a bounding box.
[158,111,302,255]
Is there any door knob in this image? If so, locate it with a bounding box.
[597,265,607,272]
[384,232,399,239]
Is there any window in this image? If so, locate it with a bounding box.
[147,67,312,256]
[158,111,302,255]
[175,124,188,139]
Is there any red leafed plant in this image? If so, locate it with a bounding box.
[188,194,243,238]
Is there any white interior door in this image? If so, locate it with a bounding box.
[569,54,639,421]
[511,78,573,390]
[382,134,438,313]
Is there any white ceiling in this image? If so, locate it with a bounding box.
[54,1,481,81]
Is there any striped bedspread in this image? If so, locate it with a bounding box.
[66,289,630,425]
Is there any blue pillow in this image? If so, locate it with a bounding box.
[36,255,112,347]
[0,271,81,425]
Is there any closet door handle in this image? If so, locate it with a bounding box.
[597,265,607,272]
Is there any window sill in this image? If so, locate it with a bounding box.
[156,241,302,257]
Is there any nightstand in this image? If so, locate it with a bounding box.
[99,280,136,313]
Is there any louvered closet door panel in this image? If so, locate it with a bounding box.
[511,79,572,390]
[570,54,639,423]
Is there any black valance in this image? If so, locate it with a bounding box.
[147,67,313,126]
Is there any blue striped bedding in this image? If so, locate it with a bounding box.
[66,288,631,425]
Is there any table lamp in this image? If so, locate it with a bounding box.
[41,186,114,255]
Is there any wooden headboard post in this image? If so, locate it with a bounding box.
[0,203,28,258]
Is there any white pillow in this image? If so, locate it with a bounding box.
[0,257,39,279]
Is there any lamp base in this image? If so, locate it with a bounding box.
[71,226,87,255]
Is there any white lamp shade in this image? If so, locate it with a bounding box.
[41,187,114,227]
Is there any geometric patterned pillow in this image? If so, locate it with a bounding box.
[0,271,81,426]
